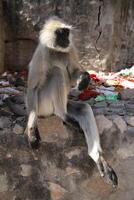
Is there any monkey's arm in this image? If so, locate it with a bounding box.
[68,47,90,90]
[28,45,47,89]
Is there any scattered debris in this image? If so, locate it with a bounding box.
[0,70,27,116]
[70,65,134,102]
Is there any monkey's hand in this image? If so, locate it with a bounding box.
[77,71,90,91]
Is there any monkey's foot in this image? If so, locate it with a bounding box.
[64,115,82,132]
[97,156,118,188]
[27,127,41,149]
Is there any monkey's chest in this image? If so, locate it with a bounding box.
[52,61,71,90]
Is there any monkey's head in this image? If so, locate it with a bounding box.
[39,17,72,52]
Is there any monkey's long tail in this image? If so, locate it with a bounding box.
[67,100,102,162]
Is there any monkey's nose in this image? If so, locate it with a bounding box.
[61,40,69,48]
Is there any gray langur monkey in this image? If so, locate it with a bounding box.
[26,16,118,187]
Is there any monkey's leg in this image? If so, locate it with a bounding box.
[26,89,40,149]
[67,101,118,187]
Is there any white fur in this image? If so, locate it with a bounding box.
[28,111,37,130]
[89,141,100,162]
[39,18,72,52]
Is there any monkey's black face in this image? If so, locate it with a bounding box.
[55,28,70,48]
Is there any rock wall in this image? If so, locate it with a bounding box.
[1,97,134,199]
[1,0,134,71]
[0,0,5,73]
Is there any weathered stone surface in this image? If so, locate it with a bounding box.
[38,116,71,146]
[20,164,32,177]
[64,147,84,160]
[93,104,126,116]
[108,158,134,200]
[1,80,134,199]
[5,40,36,70]
[15,116,26,127]
[125,102,134,116]
[0,0,5,73]
[109,100,125,109]
[0,173,8,192]
[0,104,134,199]
[113,115,127,134]
[105,107,126,116]
[93,108,107,115]
[100,123,120,150]
[125,116,134,127]
[117,143,134,159]
[126,111,134,116]
[13,124,24,135]
[48,182,67,200]
[94,101,107,108]
[0,117,11,129]
[127,126,134,137]
[120,89,134,100]
[65,166,81,177]
[95,115,113,135]
[80,175,113,200]
[2,0,134,71]
[125,101,134,109]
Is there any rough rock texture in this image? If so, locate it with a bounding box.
[0,114,133,200]
[0,0,5,73]
[1,0,134,71]
[120,89,134,100]
[95,114,113,135]
[1,94,134,199]
[38,116,70,146]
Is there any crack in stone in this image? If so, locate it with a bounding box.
[95,0,104,45]
[94,0,104,64]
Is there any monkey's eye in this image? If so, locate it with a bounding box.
[62,28,70,37]
[55,29,62,35]
[55,28,70,37]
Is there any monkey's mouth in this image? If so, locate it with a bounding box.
[55,38,70,49]
[57,42,69,49]
[61,41,69,48]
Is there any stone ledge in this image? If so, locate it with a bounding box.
[38,116,72,147]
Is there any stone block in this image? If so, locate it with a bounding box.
[94,101,107,108]
[117,143,134,159]
[13,124,24,135]
[0,173,8,192]
[20,164,32,177]
[113,115,127,134]
[125,116,134,127]
[48,182,68,200]
[95,115,113,135]
[38,116,71,145]
[80,175,113,200]
[109,100,125,108]
[120,89,134,100]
